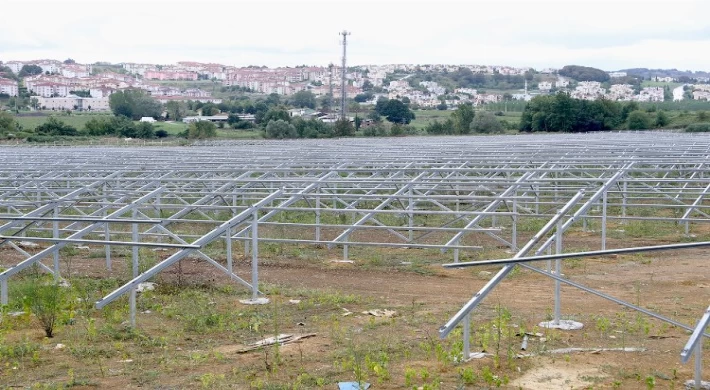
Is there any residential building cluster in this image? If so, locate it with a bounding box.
[693,84,710,101]
[0,78,18,96]
[1,59,223,111]
[3,58,710,112]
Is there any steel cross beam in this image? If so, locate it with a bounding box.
[327,171,428,247]
[95,189,283,309]
[0,187,165,281]
[438,189,587,339]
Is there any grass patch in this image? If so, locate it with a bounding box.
[14,113,114,131]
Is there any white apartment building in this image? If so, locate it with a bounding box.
[0,78,19,96]
[36,95,110,111]
[31,83,70,97]
[538,81,552,91]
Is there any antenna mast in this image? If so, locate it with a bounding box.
[339,30,350,120]
[328,63,334,113]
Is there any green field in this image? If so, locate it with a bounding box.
[14,114,114,131]
[216,128,263,139]
[410,108,521,131]
[153,121,188,135]
[641,80,684,89]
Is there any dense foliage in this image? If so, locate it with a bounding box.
[0,112,21,135]
[471,111,504,133]
[558,65,610,82]
[374,98,416,124]
[187,121,217,139]
[405,67,529,91]
[520,93,634,132]
[84,116,157,138]
[108,89,161,120]
[685,123,710,132]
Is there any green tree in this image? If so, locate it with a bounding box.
[451,103,475,134]
[135,122,156,139]
[0,111,20,134]
[548,92,577,132]
[471,111,504,133]
[201,103,219,116]
[262,107,290,123]
[380,99,415,124]
[320,95,333,112]
[621,102,639,122]
[627,110,651,130]
[333,118,355,137]
[0,65,18,81]
[165,100,187,121]
[110,115,138,137]
[354,92,374,103]
[655,110,670,128]
[22,281,64,338]
[663,86,673,102]
[558,65,610,82]
[18,64,43,78]
[291,90,317,109]
[227,113,243,128]
[367,111,382,123]
[35,117,78,136]
[108,89,161,120]
[265,93,281,107]
[187,121,217,139]
[83,117,111,136]
[265,119,297,139]
[425,119,454,135]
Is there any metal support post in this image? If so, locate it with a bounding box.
[251,210,260,301]
[602,190,608,251]
[554,220,562,325]
[53,206,60,279]
[695,341,703,389]
[408,186,414,242]
[463,313,471,360]
[130,209,139,327]
[244,230,250,256]
[226,226,232,274]
[621,180,627,222]
[454,239,460,263]
[1,279,7,306]
[105,218,111,271]
[315,189,321,243]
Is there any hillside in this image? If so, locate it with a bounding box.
[620,68,710,80]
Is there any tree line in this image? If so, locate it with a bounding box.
[519,92,671,132]
[424,104,508,135]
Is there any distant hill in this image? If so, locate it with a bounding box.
[558,65,610,82]
[619,68,710,80]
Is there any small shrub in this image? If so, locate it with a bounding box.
[685,123,710,132]
[22,281,65,337]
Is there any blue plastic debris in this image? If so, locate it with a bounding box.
[338,382,371,390]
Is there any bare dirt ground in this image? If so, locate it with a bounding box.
[1,228,708,389]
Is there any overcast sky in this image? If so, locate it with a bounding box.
[2,0,708,71]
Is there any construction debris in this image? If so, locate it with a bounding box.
[237,333,316,353]
[362,309,396,318]
[338,382,370,390]
[547,347,645,354]
[18,241,39,249]
[136,282,156,293]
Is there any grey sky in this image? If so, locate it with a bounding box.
[2,0,709,71]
